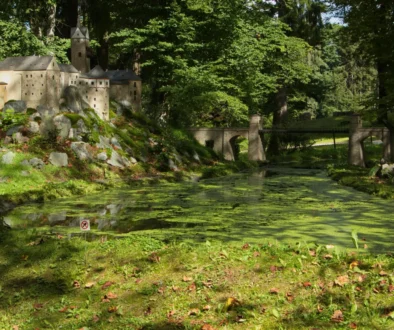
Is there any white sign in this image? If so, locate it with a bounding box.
[80,219,90,231]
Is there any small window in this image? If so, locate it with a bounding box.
[94,98,96,101]
[78,52,82,57]
[91,81,94,85]
[26,84,28,87]
[25,93,27,95]
[53,63,54,67]
[79,82,82,85]
[30,74,32,78]
[134,82,137,87]
[42,84,44,87]
[40,92,42,95]
[94,104,96,108]
[100,81,102,85]
[134,91,137,95]
[106,82,109,86]
[32,93,34,95]
[41,74,43,78]
[26,75,28,78]
[52,75,54,80]
[32,84,34,87]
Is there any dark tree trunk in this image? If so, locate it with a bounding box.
[267,86,288,156]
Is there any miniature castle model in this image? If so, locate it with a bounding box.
[0,27,142,120]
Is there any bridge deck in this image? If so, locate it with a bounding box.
[260,128,350,134]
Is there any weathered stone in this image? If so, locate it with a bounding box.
[3,101,27,114]
[107,150,130,168]
[3,136,12,145]
[61,86,90,114]
[110,137,123,150]
[21,160,30,167]
[96,135,112,149]
[6,125,22,136]
[168,159,179,171]
[381,164,394,177]
[97,152,108,161]
[36,105,59,117]
[29,158,45,169]
[53,115,72,140]
[21,170,30,177]
[107,204,122,215]
[13,132,28,144]
[130,157,137,164]
[76,119,89,134]
[29,112,41,121]
[28,121,40,134]
[49,152,68,167]
[39,117,56,137]
[48,212,67,223]
[71,142,92,161]
[193,152,201,163]
[1,151,15,164]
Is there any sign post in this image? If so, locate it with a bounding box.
[80,219,90,266]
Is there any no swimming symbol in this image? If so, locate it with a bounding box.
[80,219,91,231]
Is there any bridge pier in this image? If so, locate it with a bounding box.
[248,114,265,162]
[348,114,392,166]
[189,115,265,161]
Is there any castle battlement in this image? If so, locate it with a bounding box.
[0,27,141,120]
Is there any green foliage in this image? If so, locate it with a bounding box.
[0,109,28,131]
[0,20,68,62]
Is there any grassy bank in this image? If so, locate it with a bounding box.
[1,230,394,330]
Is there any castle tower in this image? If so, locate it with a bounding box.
[71,27,90,73]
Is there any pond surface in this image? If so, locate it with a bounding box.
[4,168,394,252]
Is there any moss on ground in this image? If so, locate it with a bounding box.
[1,232,394,330]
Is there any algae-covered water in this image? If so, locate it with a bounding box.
[4,168,394,252]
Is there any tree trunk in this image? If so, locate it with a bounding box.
[267,86,288,156]
[47,4,57,38]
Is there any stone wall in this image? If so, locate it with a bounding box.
[0,71,21,101]
[0,84,7,109]
[71,38,90,73]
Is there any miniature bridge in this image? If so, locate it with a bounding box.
[189,114,394,166]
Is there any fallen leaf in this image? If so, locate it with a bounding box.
[12,326,19,330]
[379,270,388,276]
[21,255,29,261]
[33,303,43,310]
[187,283,196,292]
[84,282,95,289]
[269,288,279,294]
[188,308,200,316]
[235,315,246,323]
[135,278,142,284]
[303,282,312,288]
[364,244,368,249]
[92,315,100,323]
[108,306,118,313]
[334,275,350,287]
[183,276,193,282]
[349,261,359,269]
[242,243,250,250]
[225,297,240,310]
[270,265,278,273]
[331,310,344,323]
[172,285,180,292]
[388,285,394,293]
[158,287,165,294]
[167,310,176,318]
[286,292,294,302]
[59,306,68,313]
[203,305,211,311]
[148,252,160,263]
[349,322,357,329]
[326,244,335,249]
[101,281,113,289]
[324,254,333,259]
[373,287,380,293]
[253,251,261,257]
[201,324,216,330]
[144,307,152,316]
[202,280,213,288]
[309,250,316,257]
[317,305,324,313]
[105,292,118,300]
[73,280,80,288]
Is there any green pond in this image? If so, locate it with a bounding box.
[4,168,394,252]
